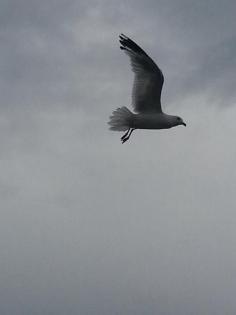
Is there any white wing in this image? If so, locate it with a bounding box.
[119,34,164,113]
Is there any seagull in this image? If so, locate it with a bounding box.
[108,34,186,143]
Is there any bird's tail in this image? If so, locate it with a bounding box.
[108,107,133,131]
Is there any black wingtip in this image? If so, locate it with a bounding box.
[119,34,149,58]
[119,34,130,51]
[119,34,128,42]
[119,34,127,50]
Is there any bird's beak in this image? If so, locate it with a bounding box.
[182,122,186,127]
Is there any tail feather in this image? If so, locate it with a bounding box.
[108,107,133,131]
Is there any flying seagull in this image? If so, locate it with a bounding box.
[108,34,186,143]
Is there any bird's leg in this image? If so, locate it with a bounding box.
[121,128,135,143]
[121,128,130,141]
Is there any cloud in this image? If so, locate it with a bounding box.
[1,0,236,314]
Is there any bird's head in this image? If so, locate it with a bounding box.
[174,116,186,127]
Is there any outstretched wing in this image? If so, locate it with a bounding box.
[119,34,164,113]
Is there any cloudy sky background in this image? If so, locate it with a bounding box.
[1,0,236,314]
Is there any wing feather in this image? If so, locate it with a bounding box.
[119,34,164,113]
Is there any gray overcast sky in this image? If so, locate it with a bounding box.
[1,0,236,314]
